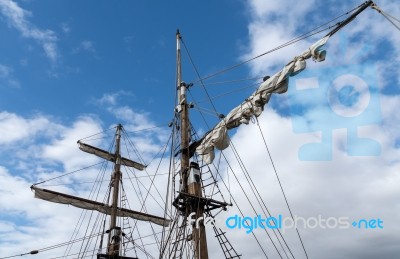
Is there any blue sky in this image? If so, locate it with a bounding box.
[0,0,250,125]
[1,0,400,258]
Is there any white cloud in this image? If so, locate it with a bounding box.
[0,109,172,257]
[1,0,399,257]
[0,0,58,62]
[40,116,103,171]
[0,111,108,172]
[73,40,96,54]
[0,165,87,257]
[206,0,400,257]
[0,64,20,87]
[248,0,316,20]
[243,0,400,83]
[95,91,168,133]
[0,112,109,254]
[109,106,154,129]
[105,104,170,161]
[96,92,121,106]
[242,0,318,76]
[0,111,51,144]
[206,104,400,258]
[80,40,94,51]
[0,63,11,77]
[61,22,70,34]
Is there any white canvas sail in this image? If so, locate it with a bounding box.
[78,141,146,170]
[195,36,330,164]
[31,186,170,227]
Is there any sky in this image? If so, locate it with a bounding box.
[0,0,400,258]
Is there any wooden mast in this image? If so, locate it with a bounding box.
[176,30,209,259]
[108,124,123,257]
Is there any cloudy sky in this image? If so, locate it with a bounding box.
[0,0,399,258]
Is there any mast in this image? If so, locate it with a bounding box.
[108,123,123,257]
[32,124,170,258]
[176,30,209,259]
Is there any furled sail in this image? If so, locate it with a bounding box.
[31,186,170,227]
[195,35,330,164]
[78,141,146,170]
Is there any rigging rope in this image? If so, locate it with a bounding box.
[120,128,175,256]
[160,118,177,255]
[175,3,377,257]
[122,128,173,216]
[32,161,106,186]
[181,32,295,258]
[201,76,262,86]
[180,27,319,258]
[0,251,38,259]
[63,156,112,258]
[39,173,170,187]
[190,3,364,84]
[195,81,260,105]
[77,163,113,258]
[123,123,171,134]
[122,129,170,208]
[181,37,220,119]
[52,133,117,258]
[371,3,400,31]
[209,152,271,258]
[77,125,117,142]
[0,233,105,259]
[228,141,294,259]
[119,181,152,258]
[255,117,309,259]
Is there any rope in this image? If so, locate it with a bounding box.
[0,233,105,259]
[32,161,106,186]
[160,119,176,253]
[371,4,400,31]
[255,117,309,259]
[119,182,152,257]
[228,141,294,259]
[0,251,38,259]
[122,128,172,214]
[201,76,262,86]
[77,125,116,142]
[214,151,273,258]
[178,37,293,254]
[195,81,260,104]
[181,37,220,119]
[123,123,171,134]
[190,4,363,84]
[39,173,169,187]
[63,158,111,258]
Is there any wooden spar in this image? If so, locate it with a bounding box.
[176,30,209,259]
[326,0,374,37]
[31,186,171,226]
